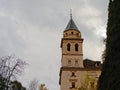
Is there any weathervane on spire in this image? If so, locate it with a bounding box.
[70,9,72,19]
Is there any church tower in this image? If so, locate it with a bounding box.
[59,14,84,90]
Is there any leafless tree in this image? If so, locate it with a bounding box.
[28,79,38,90]
[0,55,27,90]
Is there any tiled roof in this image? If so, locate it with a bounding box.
[65,17,79,31]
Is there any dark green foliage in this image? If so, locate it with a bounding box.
[98,0,120,90]
[13,81,22,90]
[0,76,8,90]
[12,81,26,90]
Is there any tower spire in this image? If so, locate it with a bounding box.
[70,9,72,19]
[65,9,79,31]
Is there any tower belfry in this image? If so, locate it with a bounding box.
[59,14,84,90]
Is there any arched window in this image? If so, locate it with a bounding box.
[75,44,78,51]
[67,43,71,51]
[68,60,71,65]
[75,60,78,65]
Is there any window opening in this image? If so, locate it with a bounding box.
[72,82,75,88]
[67,43,71,51]
[68,60,71,65]
[71,32,74,34]
[75,44,78,51]
[72,72,75,76]
[96,62,100,67]
[75,60,78,65]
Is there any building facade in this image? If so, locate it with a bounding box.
[59,15,102,90]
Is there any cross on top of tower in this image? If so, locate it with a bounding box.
[70,9,72,19]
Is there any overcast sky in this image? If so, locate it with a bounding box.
[0,0,109,90]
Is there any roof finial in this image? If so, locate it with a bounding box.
[70,9,72,19]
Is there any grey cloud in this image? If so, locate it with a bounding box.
[0,15,26,56]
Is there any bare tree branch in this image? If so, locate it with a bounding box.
[0,55,27,90]
[28,79,38,90]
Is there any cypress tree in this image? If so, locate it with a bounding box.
[98,0,120,90]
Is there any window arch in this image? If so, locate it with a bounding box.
[68,60,71,65]
[72,82,75,88]
[75,60,78,65]
[75,44,78,51]
[72,72,75,76]
[67,43,71,51]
